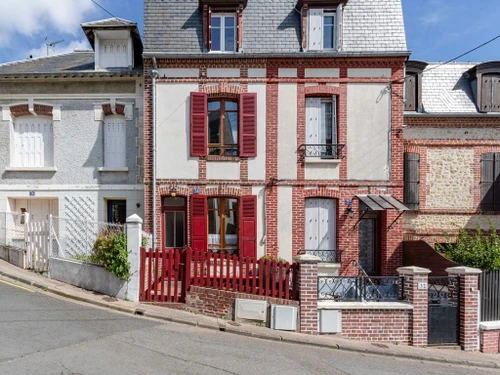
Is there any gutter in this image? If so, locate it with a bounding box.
[142,51,412,59]
[404,112,500,118]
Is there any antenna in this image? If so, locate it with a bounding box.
[45,38,65,56]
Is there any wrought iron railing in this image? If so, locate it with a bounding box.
[298,144,345,160]
[318,276,404,302]
[208,145,239,157]
[303,249,343,263]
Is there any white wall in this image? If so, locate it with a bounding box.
[347,84,391,181]
[248,83,266,181]
[305,163,340,180]
[206,162,240,180]
[156,83,199,180]
[277,186,293,262]
[278,83,298,180]
[252,186,266,259]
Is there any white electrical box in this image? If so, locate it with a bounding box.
[270,305,298,331]
[318,310,342,333]
[235,299,268,322]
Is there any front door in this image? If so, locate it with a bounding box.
[305,198,336,260]
[358,214,380,275]
[162,197,186,250]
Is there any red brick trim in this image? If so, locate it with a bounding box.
[9,104,53,117]
[405,116,500,128]
[102,103,126,116]
[304,85,341,96]
[33,104,53,116]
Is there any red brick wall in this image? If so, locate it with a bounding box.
[341,309,411,344]
[480,329,500,353]
[186,285,298,319]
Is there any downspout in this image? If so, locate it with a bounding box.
[150,58,159,250]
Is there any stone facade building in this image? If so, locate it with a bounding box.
[143,0,410,276]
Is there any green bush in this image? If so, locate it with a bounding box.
[436,220,500,271]
[89,228,130,280]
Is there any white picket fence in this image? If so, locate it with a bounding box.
[26,220,50,272]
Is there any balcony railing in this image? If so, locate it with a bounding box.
[298,144,345,161]
[303,249,343,263]
[318,276,404,302]
[208,145,239,157]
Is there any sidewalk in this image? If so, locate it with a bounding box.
[1,259,499,370]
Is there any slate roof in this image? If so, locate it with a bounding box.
[81,17,138,28]
[420,63,478,114]
[144,0,408,56]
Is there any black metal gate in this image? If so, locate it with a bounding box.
[428,276,460,346]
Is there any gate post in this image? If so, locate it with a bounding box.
[397,266,431,347]
[293,253,321,335]
[446,266,482,352]
[126,214,143,303]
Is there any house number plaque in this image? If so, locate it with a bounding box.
[418,282,427,290]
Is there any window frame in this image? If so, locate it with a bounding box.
[207,98,239,156]
[208,197,239,255]
[103,115,127,169]
[210,13,237,53]
[107,199,126,224]
[305,96,339,159]
[12,115,54,168]
[162,197,187,249]
[322,11,336,51]
[305,4,342,52]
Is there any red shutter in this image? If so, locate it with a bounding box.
[239,93,257,157]
[191,195,207,252]
[190,92,207,157]
[239,195,257,258]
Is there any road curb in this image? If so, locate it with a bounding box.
[1,270,498,370]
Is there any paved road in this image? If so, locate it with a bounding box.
[0,278,494,375]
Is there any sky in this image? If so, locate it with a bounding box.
[0,0,498,65]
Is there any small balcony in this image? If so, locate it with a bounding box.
[302,249,344,263]
[298,144,345,162]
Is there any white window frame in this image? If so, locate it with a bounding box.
[322,11,336,50]
[307,5,342,52]
[12,116,54,168]
[306,97,337,144]
[210,13,237,53]
[103,115,127,169]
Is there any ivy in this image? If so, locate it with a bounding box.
[89,228,131,280]
[436,220,500,271]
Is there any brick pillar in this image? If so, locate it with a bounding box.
[293,253,321,335]
[446,266,482,352]
[397,266,431,347]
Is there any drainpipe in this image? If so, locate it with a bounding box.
[150,60,159,250]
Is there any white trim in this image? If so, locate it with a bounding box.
[210,13,237,52]
[98,167,129,172]
[0,184,143,191]
[5,167,57,172]
[318,301,414,310]
[304,159,341,164]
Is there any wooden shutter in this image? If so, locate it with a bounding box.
[493,75,500,113]
[239,92,257,157]
[481,153,495,210]
[405,74,417,111]
[104,116,126,168]
[191,195,207,252]
[404,153,420,210]
[308,9,323,51]
[208,7,212,51]
[190,92,207,157]
[239,195,257,258]
[15,117,52,167]
[306,98,320,145]
[335,4,343,50]
[481,75,493,112]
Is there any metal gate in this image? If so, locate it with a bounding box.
[428,276,460,345]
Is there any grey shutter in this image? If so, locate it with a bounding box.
[336,4,343,50]
[493,75,500,112]
[404,152,419,210]
[405,74,416,111]
[481,153,495,210]
[482,75,493,112]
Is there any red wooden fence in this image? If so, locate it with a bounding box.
[139,247,298,303]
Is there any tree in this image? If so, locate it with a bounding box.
[436,220,500,271]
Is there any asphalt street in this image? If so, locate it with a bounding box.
[0,278,495,375]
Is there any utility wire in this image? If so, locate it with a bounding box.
[90,0,116,18]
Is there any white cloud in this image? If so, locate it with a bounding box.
[27,39,91,59]
[0,0,99,47]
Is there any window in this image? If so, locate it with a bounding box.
[481,153,500,210]
[107,200,126,223]
[163,197,186,249]
[190,195,257,258]
[405,61,428,112]
[210,14,236,52]
[404,153,420,210]
[13,116,53,167]
[480,75,500,112]
[208,99,238,156]
[208,198,239,255]
[100,39,128,68]
[305,198,336,251]
[305,97,338,158]
[104,116,126,168]
[307,5,342,51]
[190,92,257,157]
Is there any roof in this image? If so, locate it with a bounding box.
[81,17,137,28]
[356,195,409,211]
[419,63,478,114]
[0,51,142,78]
[144,0,407,56]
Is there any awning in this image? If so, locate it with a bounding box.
[356,195,410,211]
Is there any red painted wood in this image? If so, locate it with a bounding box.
[219,252,224,289]
[190,92,208,157]
[161,249,166,302]
[232,255,237,292]
[183,248,192,301]
[139,247,145,301]
[278,262,283,299]
[285,263,290,300]
[213,253,218,289]
[239,196,257,258]
[190,195,207,253]
[148,249,153,301]
[258,258,264,296]
[167,250,173,302]
[225,253,231,291]
[245,257,250,294]
[206,251,211,288]
[252,258,257,295]
[271,260,277,298]
[265,260,270,297]
[174,250,180,302]
[239,92,257,157]
[154,250,160,302]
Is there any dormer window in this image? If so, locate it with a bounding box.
[211,13,236,52]
[405,61,428,112]
[466,62,500,113]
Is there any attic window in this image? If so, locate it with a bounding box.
[405,61,428,112]
[200,0,246,52]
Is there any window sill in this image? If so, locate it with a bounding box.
[304,158,341,165]
[205,156,241,162]
[5,167,57,172]
[98,167,129,172]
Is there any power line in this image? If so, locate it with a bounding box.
[90,0,116,18]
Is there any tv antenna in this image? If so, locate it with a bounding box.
[45,38,65,56]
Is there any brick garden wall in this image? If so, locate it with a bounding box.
[480,329,500,353]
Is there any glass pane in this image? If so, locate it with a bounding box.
[226,198,238,210]
[208,206,221,251]
[175,212,185,248]
[208,198,219,210]
[225,101,237,111]
[224,112,238,145]
[212,17,221,27]
[323,20,334,49]
[224,17,235,51]
[208,111,220,144]
[225,16,235,27]
[208,101,221,111]
[211,26,221,51]
[321,101,333,144]
[163,197,185,207]
[164,212,174,248]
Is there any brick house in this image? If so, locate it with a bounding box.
[403,61,500,249]
[143,0,410,276]
[0,18,145,223]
